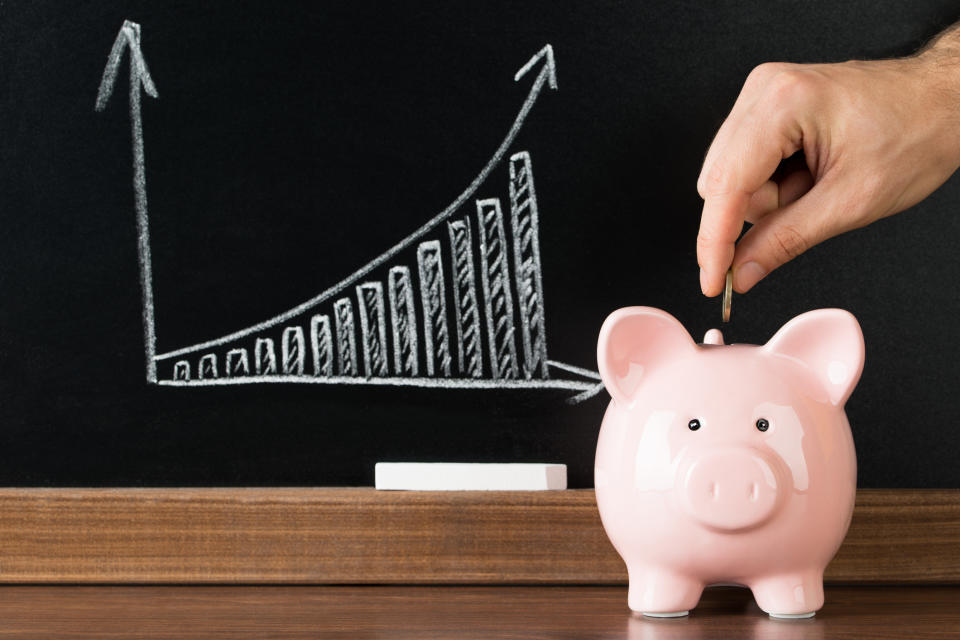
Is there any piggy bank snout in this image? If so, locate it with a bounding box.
[681,448,782,532]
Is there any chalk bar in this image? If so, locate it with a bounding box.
[375,463,567,490]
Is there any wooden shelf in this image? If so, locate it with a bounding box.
[0,585,957,638]
[0,488,956,583]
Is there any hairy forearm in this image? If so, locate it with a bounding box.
[915,22,960,166]
[916,21,960,97]
[919,21,960,57]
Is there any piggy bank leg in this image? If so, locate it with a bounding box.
[627,566,704,617]
[750,570,824,618]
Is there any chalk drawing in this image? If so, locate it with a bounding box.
[226,348,249,377]
[447,217,483,378]
[159,376,597,393]
[199,354,218,380]
[509,152,549,380]
[149,43,557,360]
[357,282,390,377]
[387,266,419,377]
[174,360,191,381]
[255,337,277,375]
[95,20,159,383]
[97,28,603,404]
[547,360,602,381]
[310,314,334,377]
[417,241,452,377]
[334,298,358,376]
[476,198,519,380]
[282,327,305,375]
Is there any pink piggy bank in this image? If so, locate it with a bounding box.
[595,307,864,618]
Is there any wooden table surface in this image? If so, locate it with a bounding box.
[0,585,955,638]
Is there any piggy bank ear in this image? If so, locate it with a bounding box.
[597,307,695,407]
[763,309,865,406]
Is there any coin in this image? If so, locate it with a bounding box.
[722,268,733,323]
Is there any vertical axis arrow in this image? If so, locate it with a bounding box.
[95,20,160,383]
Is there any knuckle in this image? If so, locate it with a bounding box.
[697,229,732,255]
[696,232,717,251]
[745,62,787,88]
[696,173,709,198]
[769,224,808,262]
[698,160,730,198]
[764,69,817,110]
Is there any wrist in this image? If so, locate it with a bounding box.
[914,26,960,168]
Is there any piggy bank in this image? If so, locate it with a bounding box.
[595,307,864,618]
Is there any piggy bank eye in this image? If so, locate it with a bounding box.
[688,419,701,431]
[756,418,770,432]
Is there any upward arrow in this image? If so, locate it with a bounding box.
[95,20,158,110]
[95,20,160,384]
[514,44,557,90]
[154,43,560,363]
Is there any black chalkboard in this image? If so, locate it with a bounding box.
[2,1,959,487]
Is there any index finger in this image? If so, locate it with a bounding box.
[697,107,804,296]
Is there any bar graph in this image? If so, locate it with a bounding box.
[96,25,604,403]
[151,148,600,401]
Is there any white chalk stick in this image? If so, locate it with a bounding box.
[375,463,567,490]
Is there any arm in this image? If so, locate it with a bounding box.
[696,23,960,296]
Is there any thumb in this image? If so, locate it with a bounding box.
[731,177,849,292]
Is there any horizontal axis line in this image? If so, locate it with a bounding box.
[158,375,598,393]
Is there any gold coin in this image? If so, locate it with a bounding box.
[722,268,733,323]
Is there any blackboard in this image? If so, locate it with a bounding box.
[2,1,958,488]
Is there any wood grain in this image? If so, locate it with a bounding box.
[0,585,956,638]
[0,488,956,584]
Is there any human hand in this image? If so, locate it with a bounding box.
[696,30,960,296]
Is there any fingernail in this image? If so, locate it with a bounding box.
[699,267,710,295]
[735,261,766,292]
